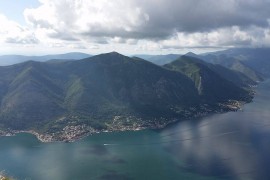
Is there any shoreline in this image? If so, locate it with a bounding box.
[0,99,248,143]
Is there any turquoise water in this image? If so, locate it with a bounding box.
[1,80,270,180]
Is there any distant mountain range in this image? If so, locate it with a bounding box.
[136,48,269,82]
[0,51,255,142]
[135,54,181,65]
[197,48,268,81]
[0,52,91,66]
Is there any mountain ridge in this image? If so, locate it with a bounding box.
[0,52,92,66]
[164,55,253,103]
[0,52,254,142]
[199,48,267,80]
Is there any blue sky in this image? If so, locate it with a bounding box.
[0,0,40,25]
[0,0,269,55]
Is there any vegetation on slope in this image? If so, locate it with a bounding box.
[164,55,253,103]
[0,52,254,140]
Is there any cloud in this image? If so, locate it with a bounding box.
[160,26,255,49]
[24,0,150,40]
[5,36,39,44]
[21,0,270,50]
[0,14,39,44]
[141,0,270,33]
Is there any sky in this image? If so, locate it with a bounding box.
[0,0,269,55]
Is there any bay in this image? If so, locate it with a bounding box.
[1,80,270,180]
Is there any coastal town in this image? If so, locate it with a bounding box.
[0,99,247,143]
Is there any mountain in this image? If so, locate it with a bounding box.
[184,52,202,58]
[183,55,258,88]
[0,52,252,141]
[164,55,253,103]
[200,48,269,80]
[202,54,263,82]
[0,52,91,66]
[136,54,181,65]
[221,48,270,77]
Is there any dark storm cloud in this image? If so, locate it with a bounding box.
[74,0,270,40]
[138,0,270,35]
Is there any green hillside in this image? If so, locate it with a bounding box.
[0,52,253,141]
[164,55,253,103]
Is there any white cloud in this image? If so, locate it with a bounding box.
[20,0,270,53]
[24,0,150,41]
[136,41,163,52]
[0,0,270,54]
[0,14,38,44]
[159,26,270,49]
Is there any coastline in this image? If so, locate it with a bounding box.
[0,99,248,143]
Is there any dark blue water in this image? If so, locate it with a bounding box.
[1,80,270,180]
